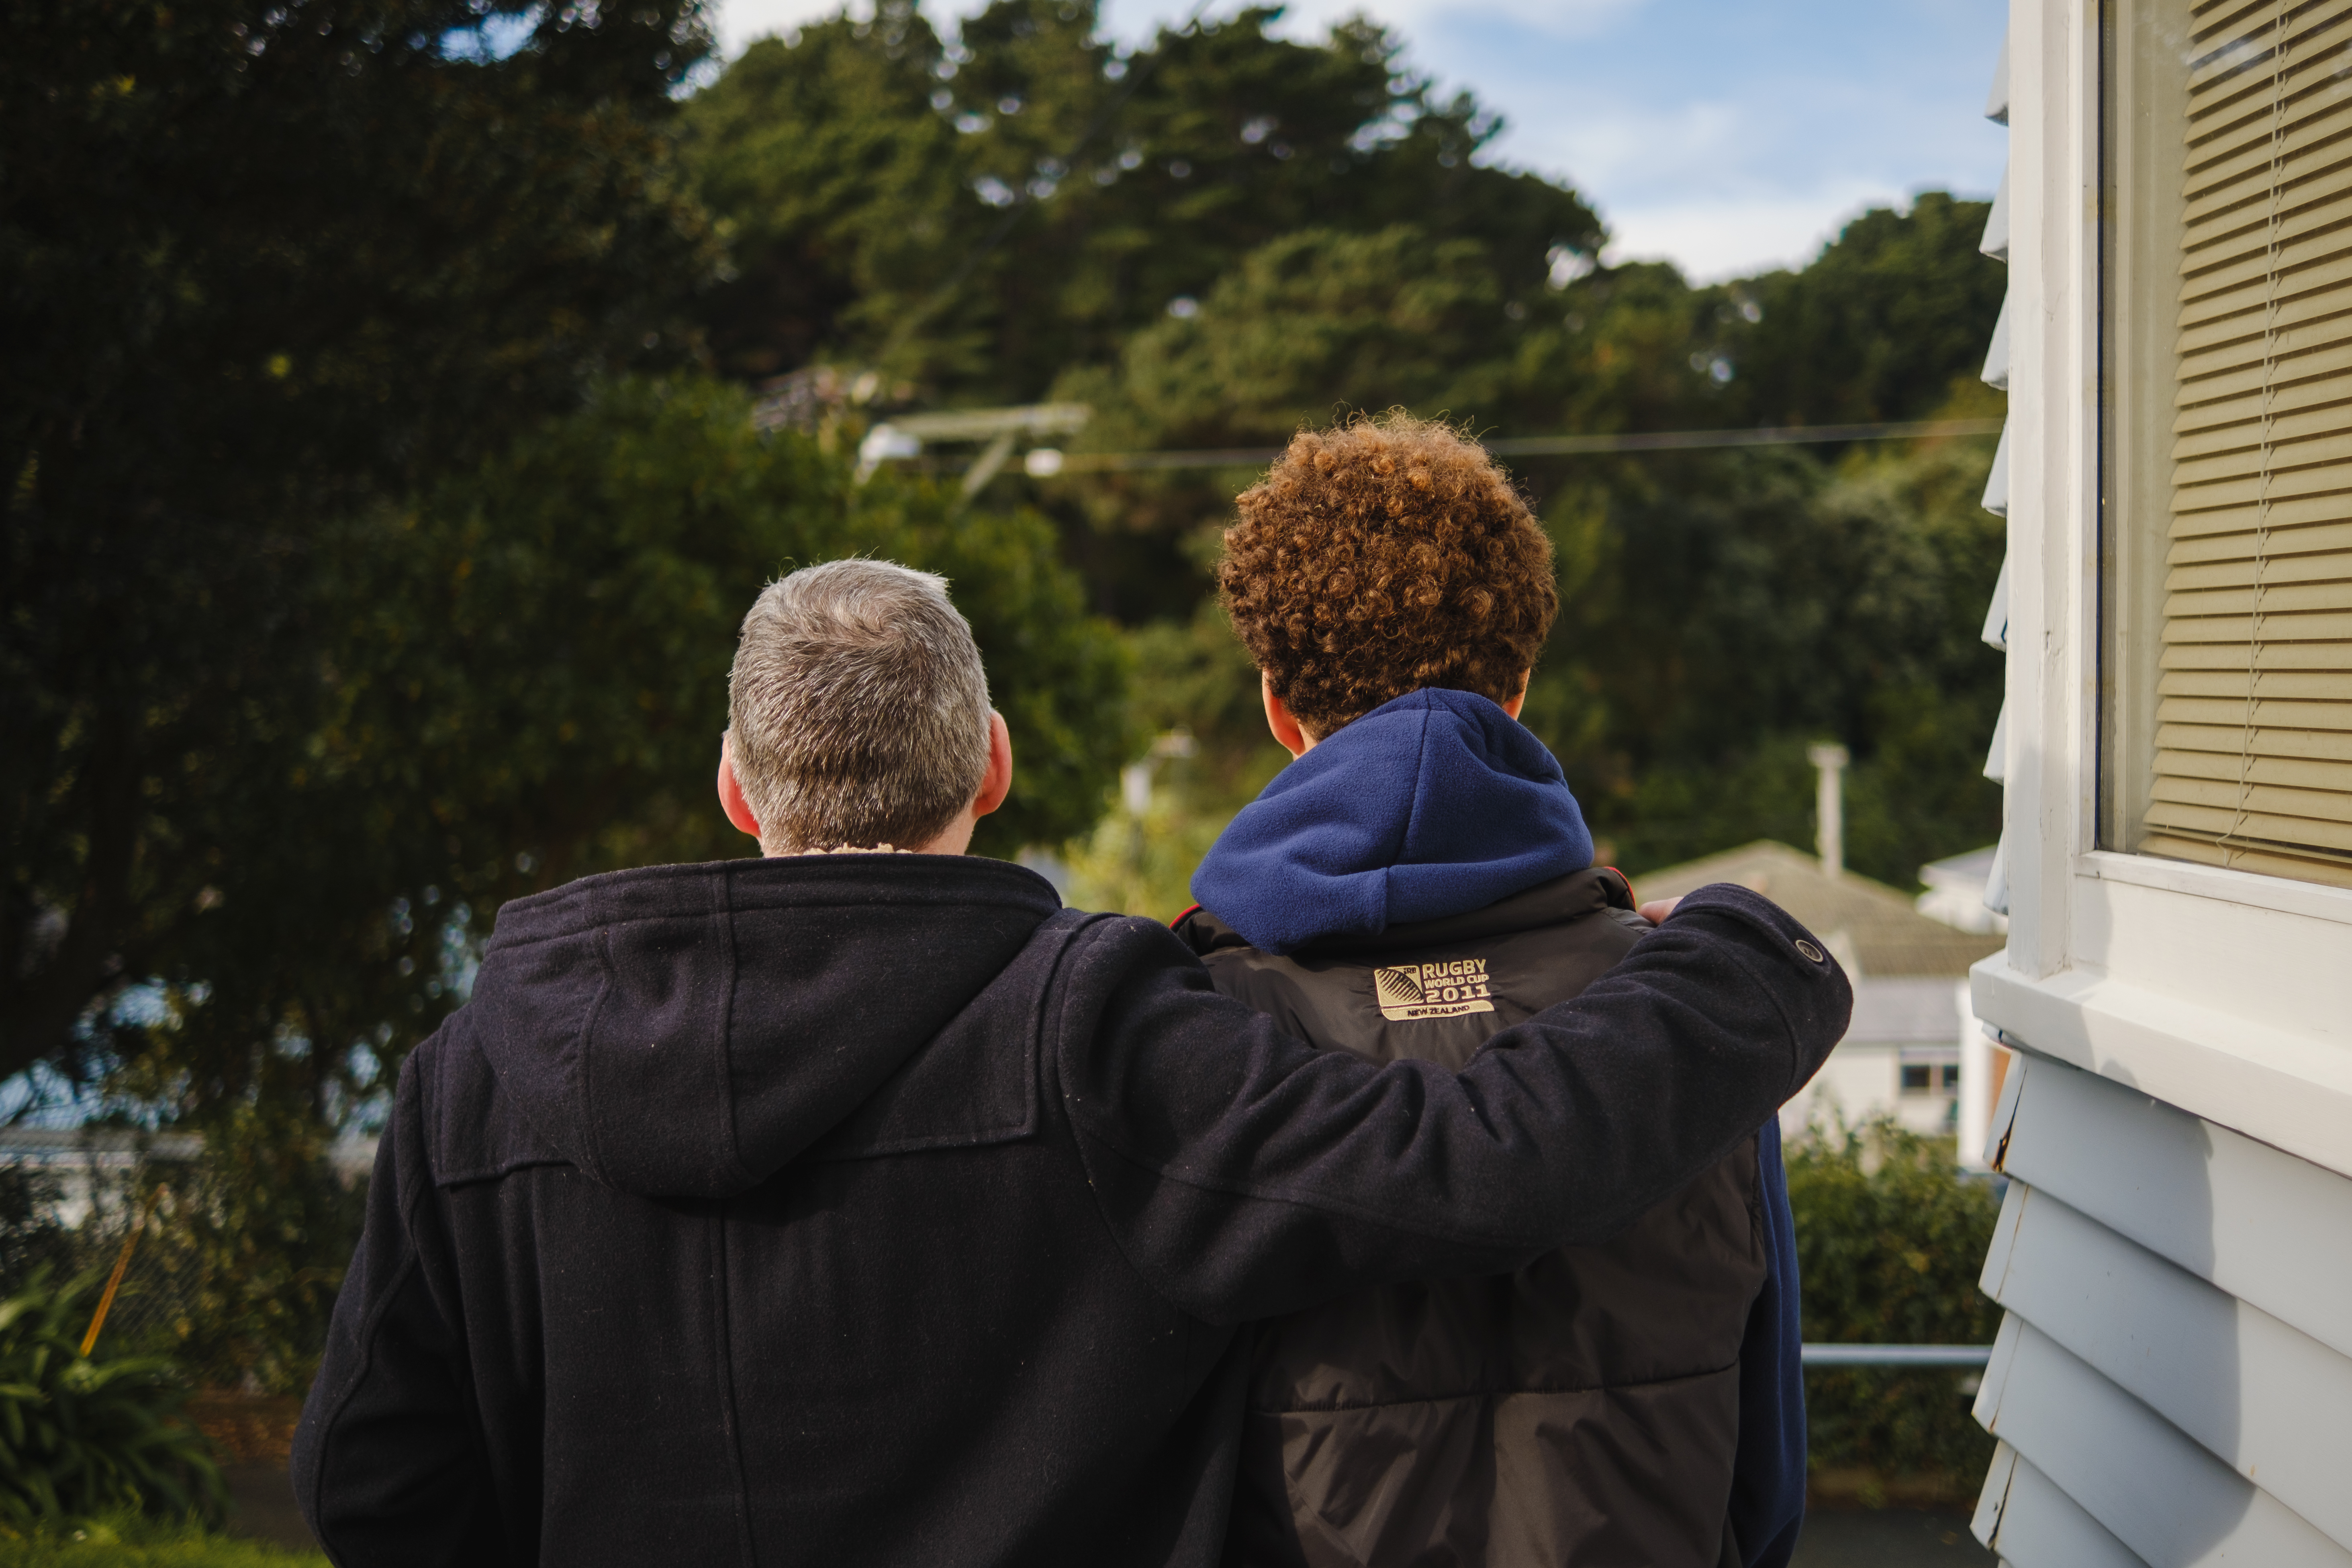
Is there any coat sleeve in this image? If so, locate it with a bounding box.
[1054,882,1850,1325]
[1728,1115,1807,1568]
[291,1049,509,1567]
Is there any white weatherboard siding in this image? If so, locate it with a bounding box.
[1980,422,2010,518]
[1984,1053,2352,1359]
[1990,1203,2352,1548]
[1974,1445,2147,1568]
[1975,1315,2351,1567]
[1975,1056,2352,1560]
[1981,294,2012,392]
[1964,2,2352,1563]
[1979,1124,2352,1544]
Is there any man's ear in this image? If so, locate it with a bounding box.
[717,732,762,839]
[1261,673,1312,758]
[972,711,1014,819]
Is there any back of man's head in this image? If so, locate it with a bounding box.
[1219,413,1557,738]
[727,558,991,855]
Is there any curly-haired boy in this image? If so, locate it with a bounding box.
[1175,414,1807,1568]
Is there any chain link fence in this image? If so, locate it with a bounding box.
[0,1126,374,1383]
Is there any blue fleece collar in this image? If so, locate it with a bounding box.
[1190,689,1594,955]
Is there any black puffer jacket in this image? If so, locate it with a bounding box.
[1178,868,1788,1567]
[292,855,1846,1567]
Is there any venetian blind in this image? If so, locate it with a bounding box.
[2142,0,2352,888]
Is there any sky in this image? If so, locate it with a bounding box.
[711,0,2011,282]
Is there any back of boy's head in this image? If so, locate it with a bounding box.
[1218,412,1558,738]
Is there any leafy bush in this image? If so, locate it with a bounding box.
[0,1512,322,1565]
[121,1107,364,1397]
[0,1273,223,1529]
[0,1171,74,1287]
[1786,1119,2002,1494]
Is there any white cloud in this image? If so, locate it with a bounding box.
[1230,0,1645,44]
[713,0,866,55]
[1528,99,1745,194]
[1602,184,1914,282]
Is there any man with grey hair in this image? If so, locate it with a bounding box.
[296,558,1850,1567]
[719,559,1005,858]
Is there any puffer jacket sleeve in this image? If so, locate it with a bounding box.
[292,1046,508,1567]
[1729,1115,1807,1568]
[1054,883,1850,1325]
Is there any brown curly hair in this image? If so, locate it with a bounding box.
[1217,413,1558,738]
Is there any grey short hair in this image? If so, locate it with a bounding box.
[727,559,993,854]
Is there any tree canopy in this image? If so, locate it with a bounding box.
[1,0,2016,1393]
[2,1,1125,1114]
[0,0,2019,1387]
[6,0,2009,1122]
[675,2,2009,903]
[5,0,711,1091]
[678,4,2007,895]
[682,1,1603,400]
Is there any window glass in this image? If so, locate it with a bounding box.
[2103,0,2352,888]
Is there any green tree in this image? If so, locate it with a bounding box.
[102,377,1127,1132]
[685,2,967,381]
[1078,226,1516,442]
[19,374,1126,1388]
[1036,247,1722,619]
[1703,193,2006,427]
[1524,386,2005,884]
[129,1102,364,1394]
[1046,222,1529,605]
[2,0,716,1089]
[681,1,1603,403]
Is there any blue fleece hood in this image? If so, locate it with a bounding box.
[1190,689,1594,955]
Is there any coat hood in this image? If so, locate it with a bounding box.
[1189,689,1593,955]
[463,855,1061,1198]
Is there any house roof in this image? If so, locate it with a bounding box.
[1921,844,2000,890]
[1846,976,1970,1045]
[1624,840,2005,978]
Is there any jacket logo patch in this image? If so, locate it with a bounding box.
[1372,959,1495,1022]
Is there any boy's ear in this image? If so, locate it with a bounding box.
[1502,668,1532,721]
[1261,673,1313,758]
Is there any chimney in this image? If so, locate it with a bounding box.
[1808,743,1850,878]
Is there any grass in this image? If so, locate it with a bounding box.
[0,1516,326,1568]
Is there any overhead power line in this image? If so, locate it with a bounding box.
[1040,418,2005,474]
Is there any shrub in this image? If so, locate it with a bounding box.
[0,1271,223,1530]
[129,1106,364,1396]
[0,1171,74,1286]
[1786,1118,2002,1494]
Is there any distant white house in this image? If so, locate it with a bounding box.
[0,1126,376,1231]
[1917,845,2008,936]
[1631,840,2005,1147]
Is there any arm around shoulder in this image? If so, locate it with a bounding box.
[1050,890,1847,1325]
